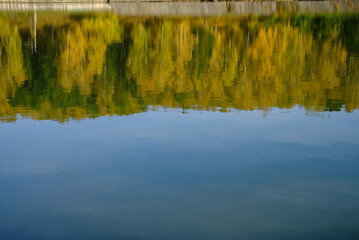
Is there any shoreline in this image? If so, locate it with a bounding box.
[0,1,358,15]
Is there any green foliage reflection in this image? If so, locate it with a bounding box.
[0,13,358,122]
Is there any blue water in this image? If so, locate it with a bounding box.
[1,108,359,239]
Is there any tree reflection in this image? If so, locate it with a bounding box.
[0,13,358,122]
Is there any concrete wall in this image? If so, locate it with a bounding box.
[0,3,111,11]
[0,1,357,15]
[110,1,359,17]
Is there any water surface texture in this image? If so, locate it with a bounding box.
[0,6,359,240]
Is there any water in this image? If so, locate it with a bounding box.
[0,4,359,240]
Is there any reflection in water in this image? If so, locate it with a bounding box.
[1,7,359,240]
[0,12,358,122]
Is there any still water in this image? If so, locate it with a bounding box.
[0,5,359,240]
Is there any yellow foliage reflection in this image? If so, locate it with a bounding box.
[0,13,358,122]
[58,15,123,95]
[0,15,27,119]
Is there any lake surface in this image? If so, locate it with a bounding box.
[0,4,359,240]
